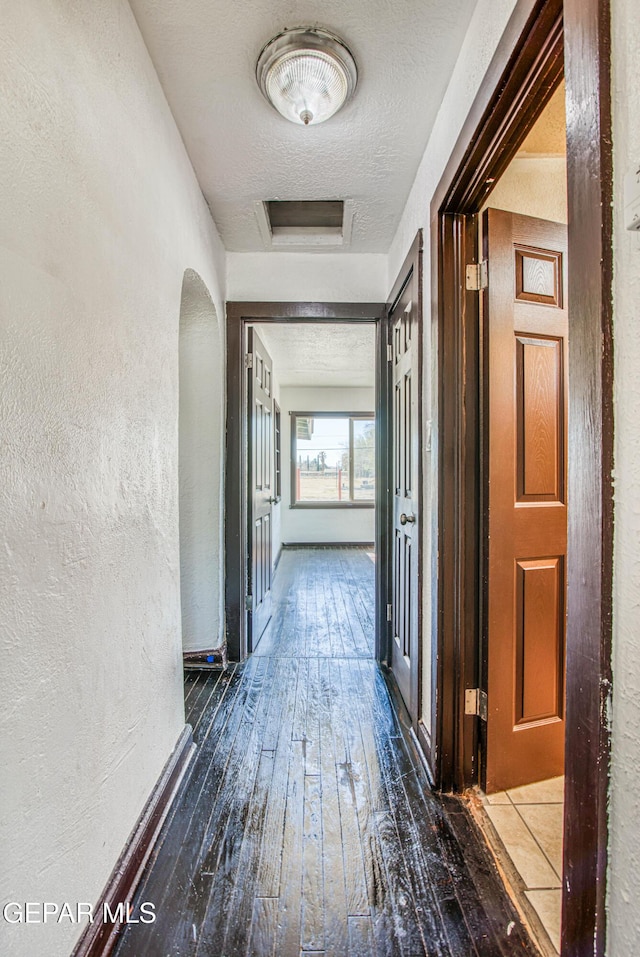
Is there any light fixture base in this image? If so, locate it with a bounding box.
[256,27,358,127]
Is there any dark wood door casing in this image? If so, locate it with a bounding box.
[225,303,385,664]
[562,1,613,952]
[430,0,612,953]
[432,0,565,796]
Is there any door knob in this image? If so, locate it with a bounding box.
[268,496,278,504]
[400,512,416,525]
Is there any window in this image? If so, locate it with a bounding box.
[274,401,282,502]
[290,412,375,508]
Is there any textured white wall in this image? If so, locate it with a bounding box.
[482,156,568,223]
[608,0,640,952]
[388,0,519,732]
[388,0,520,282]
[227,252,388,303]
[280,387,376,544]
[0,3,225,955]
[179,271,225,652]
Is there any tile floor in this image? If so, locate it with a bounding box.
[482,776,564,953]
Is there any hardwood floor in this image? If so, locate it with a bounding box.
[113,547,536,957]
[254,547,375,658]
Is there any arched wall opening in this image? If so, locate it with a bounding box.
[178,268,225,653]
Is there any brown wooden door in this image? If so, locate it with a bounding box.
[390,269,420,719]
[483,209,568,793]
[248,327,274,646]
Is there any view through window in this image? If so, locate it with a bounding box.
[291,412,375,506]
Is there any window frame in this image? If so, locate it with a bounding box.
[289,410,375,509]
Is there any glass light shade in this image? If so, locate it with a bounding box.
[256,28,358,126]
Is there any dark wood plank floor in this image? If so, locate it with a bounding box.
[114,547,536,957]
[254,547,375,658]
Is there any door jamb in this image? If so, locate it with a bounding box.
[225,302,385,662]
[430,1,612,955]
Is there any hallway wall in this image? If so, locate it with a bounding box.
[609,1,640,951]
[226,251,388,302]
[387,0,521,742]
[179,271,225,652]
[3,0,638,953]
[0,3,225,955]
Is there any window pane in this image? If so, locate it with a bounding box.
[353,419,375,501]
[295,417,350,502]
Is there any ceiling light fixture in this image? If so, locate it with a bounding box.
[256,27,358,127]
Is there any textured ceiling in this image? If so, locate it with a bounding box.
[255,323,376,388]
[129,0,477,253]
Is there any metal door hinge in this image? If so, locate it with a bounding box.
[245,594,253,612]
[465,261,488,291]
[245,353,253,369]
[386,603,393,622]
[465,688,488,721]
[387,344,393,362]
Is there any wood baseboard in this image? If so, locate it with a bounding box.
[413,721,435,788]
[281,541,375,549]
[183,647,228,669]
[382,666,435,789]
[273,545,283,572]
[71,724,195,957]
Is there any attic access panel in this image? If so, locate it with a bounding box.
[267,200,344,229]
[255,199,354,248]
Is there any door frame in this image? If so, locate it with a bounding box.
[225,301,385,662]
[431,0,612,955]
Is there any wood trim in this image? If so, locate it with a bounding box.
[416,720,434,787]
[225,302,246,662]
[431,0,612,954]
[281,541,375,549]
[227,302,383,321]
[289,503,375,510]
[387,230,423,310]
[433,0,563,216]
[383,666,435,790]
[288,410,376,415]
[273,544,283,570]
[183,648,228,669]
[71,726,194,957]
[225,302,384,662]
[562,1,612,953]
[434,212,481,791]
